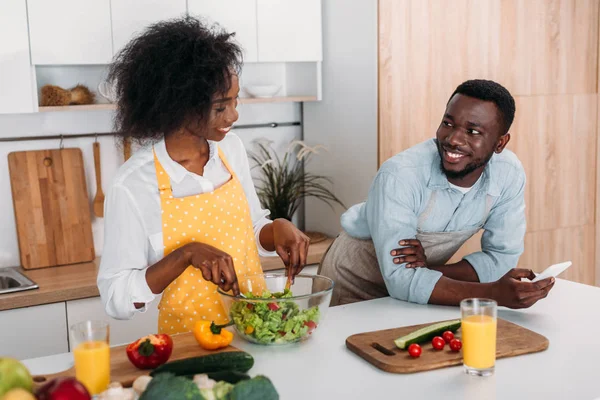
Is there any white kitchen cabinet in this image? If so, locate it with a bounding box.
[66,297,160,348]
[28,0,113,65]
[0,303,68,360]
[110,0,187,56]
[188,0,258,62]
[257,0,322,62]
[0,0,36,114]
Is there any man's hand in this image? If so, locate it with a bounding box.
[491,268,555,309]
[390,239,427,268]
[185,242,240,296]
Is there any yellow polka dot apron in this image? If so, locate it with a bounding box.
[154,148,264,335]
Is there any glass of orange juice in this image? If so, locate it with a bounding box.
[70,320,110,395]
[460,298,497,376]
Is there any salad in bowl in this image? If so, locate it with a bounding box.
[218,273,334,345]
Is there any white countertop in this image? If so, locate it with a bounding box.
[24,279,600,400]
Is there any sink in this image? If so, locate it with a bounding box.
[0,268,39,295]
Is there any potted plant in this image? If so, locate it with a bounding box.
[249,140,346,242]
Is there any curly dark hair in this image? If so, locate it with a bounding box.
[108,16,243,143]
[449,79,516,135]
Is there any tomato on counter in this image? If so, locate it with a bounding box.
[126,334,173,370]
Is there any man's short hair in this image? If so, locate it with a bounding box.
[449,79,516,134]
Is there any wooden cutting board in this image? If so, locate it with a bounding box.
[346,318,549,374]
[8,148,95,269]
[32,333,243,388]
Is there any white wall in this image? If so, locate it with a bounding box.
[0,102,301,268]
[303,0,378,237]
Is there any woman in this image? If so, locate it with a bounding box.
[97,17,310,335]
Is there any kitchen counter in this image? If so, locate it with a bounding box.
[0,238,333,312]
[22,278,600,400]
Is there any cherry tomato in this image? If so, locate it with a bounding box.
[408,343,422,358]
[449,338,462,352]
[432,336,445,350]
[442,330,455,344]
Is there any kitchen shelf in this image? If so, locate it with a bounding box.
[38,96,318,112]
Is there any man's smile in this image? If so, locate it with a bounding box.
[441,146,470,164]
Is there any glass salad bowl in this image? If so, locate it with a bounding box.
[218,273,334,345]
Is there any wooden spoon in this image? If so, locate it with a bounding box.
[123,137,132,161]
[285,268,293,291]
[93,141,105,217]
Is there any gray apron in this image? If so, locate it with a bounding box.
[318,192,493,306]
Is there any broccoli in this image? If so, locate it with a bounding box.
[229,376,279,400]
[139,373,202,400]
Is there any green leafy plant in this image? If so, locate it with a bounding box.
[248,140,346,221]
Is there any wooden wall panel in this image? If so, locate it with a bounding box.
[379,0,599,163]
[379,0,599,286]
[448,226,595,285]
[510,95,597,232]
[522,225,596,285]
[597,93,600,287]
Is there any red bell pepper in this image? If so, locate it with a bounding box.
[126,334,173,370]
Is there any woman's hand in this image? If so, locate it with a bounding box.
[272,219,310,282]
[184,242,240,296]
[390,239,427,268]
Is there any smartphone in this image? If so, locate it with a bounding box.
[530,261,572,282]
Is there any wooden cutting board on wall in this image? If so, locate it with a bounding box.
[8,148,95,269]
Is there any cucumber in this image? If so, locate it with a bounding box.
[150,351,254,377]
[394,319,461,350]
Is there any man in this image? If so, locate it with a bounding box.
[319,79,555,308]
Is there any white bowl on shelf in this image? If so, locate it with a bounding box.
[243,85,281,98]
[97,81,117,103]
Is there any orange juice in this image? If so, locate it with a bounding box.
[461,314,497,369]
[73,340,110,395]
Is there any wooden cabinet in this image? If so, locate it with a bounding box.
[256,0,322,62]
[0,0,36,114]
[378,0,599,286]
[66,297,160,348]
[28,0,113,65]
[0,303,68,360]
[188,0,258,62]
[110,0,187,56]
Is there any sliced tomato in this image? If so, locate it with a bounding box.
[246,303,254,310]
[267,302,280,311]
[278,331,286,336]
[304,321,317,333]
